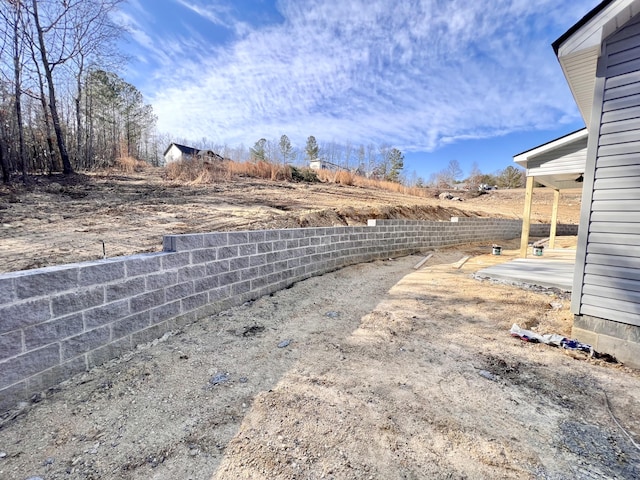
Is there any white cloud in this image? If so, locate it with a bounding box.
[136,0,595,151]
[174,0,251,37]
[112,10,154,50]
[175,0,229,27]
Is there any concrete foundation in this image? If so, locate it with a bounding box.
[573,315,640,368]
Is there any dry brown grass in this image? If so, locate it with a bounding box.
[116,156,148,174]
[366,178,433,198]
[316,169,353,185]
[226,160,292,181]
[167,159,295,184]
[272,165,293,181]
[315,169,335,183]
[165,159,230,184]
[334,170,354,186]
[317,169,432,197]
[164,159,435,199]
[228,160,268,178]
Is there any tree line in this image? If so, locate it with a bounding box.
[195,135,523,189]
[0,0,158,183]
[0,1,522,190]
[227,135,405,183]
[427,159,525,190]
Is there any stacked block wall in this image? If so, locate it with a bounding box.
[0,218,577,411]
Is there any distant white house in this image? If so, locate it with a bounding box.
[309,159,339,171]
[163,143,223,165]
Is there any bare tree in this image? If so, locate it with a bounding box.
[71,0,124,166]
[0,1,28,180]
[0,91,10,182]
[343,141,353,170]
[356,144,365,175]
[25,0,124,174]
[407,170,425,188]
[29,0,72,173]
[265,138,279,163]
[0,138,7,182]
[23,21,57,172]
[445,159,463,185]
[468,161,482,190]
[366,144,376,178]
[377,143,391,179]
[0,1,155,178]
[322,140,340,166]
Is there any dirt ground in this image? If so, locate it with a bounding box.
[3,170,633,479]
[0,169,582,273]
[1,238,639,480]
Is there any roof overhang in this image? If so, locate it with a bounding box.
[514,128,588,190]
[553,0,640,127]
[534,173,586,190]
[514,128,588,166]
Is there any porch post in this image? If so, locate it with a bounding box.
[549,189,560,249]
[520,175,535,258]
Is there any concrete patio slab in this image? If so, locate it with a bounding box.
[476,257,575,291]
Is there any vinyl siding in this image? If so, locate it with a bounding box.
[526,139,587,177]
[164,145,183,164]
[579,16,640,325]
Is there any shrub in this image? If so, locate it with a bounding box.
[165,159,229,184]
[116,156,147,173]
[291,167,319,183]
[315,169,335,183]
[271,165,292,181]
[227,160,277,179]
[334,170,353,186]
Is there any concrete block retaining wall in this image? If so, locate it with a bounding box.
[0,218,577,411]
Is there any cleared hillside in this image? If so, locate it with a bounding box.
[0,168,581,272]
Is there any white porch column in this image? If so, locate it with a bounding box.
[520,175,535,258]
[549,189,560,249]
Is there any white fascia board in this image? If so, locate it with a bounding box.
[555,1,640,134]
[513,128,588,169]
[557,0,639,58]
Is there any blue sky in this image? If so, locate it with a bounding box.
[113,0,597,180]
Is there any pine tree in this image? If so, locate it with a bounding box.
[251,138,267,161]
[386,148,404,182]
[305,135,319,163]
[279,134,292,165]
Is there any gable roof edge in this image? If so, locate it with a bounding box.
[552,0,615,54]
